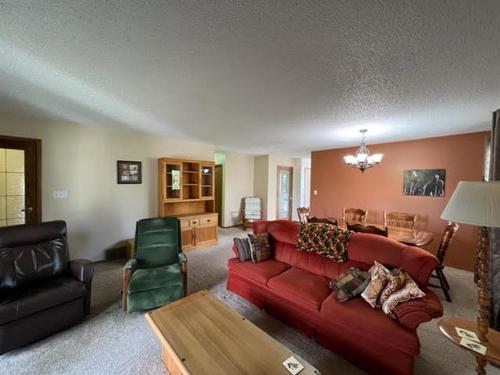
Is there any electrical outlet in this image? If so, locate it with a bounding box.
[53,190,68,199]
[313,190,318,196]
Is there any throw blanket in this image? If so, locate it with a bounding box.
[296,222,352,263]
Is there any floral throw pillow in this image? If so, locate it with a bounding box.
[361,261,391,308]
[296,222,352,263]
[379,268,407,305]
[382,272,425,318]
[248,233,272,263]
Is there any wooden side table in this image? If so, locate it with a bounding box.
[439,317,500,374]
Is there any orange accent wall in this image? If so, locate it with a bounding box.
[311,132,489,271]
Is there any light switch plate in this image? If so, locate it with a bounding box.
[53,190,68,199]
[313,190,318,195]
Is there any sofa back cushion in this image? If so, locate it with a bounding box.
[346,233,438,286]
[134,217,180,268]
[0,238,69,289]
[0,221,69,289]
[0,220,68,248]
[255,220,363,279]
[258,220,298,265]
[254,220,438,286]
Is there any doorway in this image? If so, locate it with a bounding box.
[214,164,223,226]
[0,135,41,226]
[303,167,311,208]
[276,166,293,220]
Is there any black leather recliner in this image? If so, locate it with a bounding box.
[0,221,94,354]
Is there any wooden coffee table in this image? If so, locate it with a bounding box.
[145,290,321,375]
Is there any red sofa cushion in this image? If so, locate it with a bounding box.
[227,258,290,285]
[294,250,368,279]
[320,294,419,355]
[348,233,438,286]
[267,267,331,311]
[273,241,299,266]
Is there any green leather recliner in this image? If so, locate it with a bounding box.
[123,217,187,313]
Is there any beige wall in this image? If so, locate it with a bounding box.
[0,113,215,261]
[221,152,254,227]
[252,154,302,221]
[253,155,269,219]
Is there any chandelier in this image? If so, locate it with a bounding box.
[343,129,383,172]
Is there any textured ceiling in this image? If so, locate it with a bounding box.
[0,1,499,154]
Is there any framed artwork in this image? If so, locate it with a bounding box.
[117,160,142,184]
[403,169,445,197]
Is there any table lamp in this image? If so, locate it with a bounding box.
[439,181,500,374]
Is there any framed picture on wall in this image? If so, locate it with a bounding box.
[117,160,142,184]
[403,169,445,197]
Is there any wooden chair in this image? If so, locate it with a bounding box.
[297,207,310,224]
[383,211,417,229]
[429,221,459,302]
[347,223,388,237]
[309,217,338,226]
[241,197,263,229]
[342,208,367,225]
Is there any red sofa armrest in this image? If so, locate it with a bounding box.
[394,289,443,330]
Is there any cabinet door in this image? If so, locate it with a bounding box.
[181,228,194,250]
[200,165,214,198]
[194,224,217,247]
[165,163,182,200]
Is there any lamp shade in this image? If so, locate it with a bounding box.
[441,181,500,227]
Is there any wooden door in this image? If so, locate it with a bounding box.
[214,165,223,226]
[0,136,41,226]
[276,166,293,220]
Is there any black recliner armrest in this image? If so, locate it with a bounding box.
[69,259,94,315]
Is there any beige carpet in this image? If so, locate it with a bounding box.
[0,227,495,374]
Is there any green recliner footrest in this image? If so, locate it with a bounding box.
[127,286,184,313]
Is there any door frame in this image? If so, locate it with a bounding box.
[303,166,311,208]
[214,164,223,227]
[0,135,42,224]
[276,165,293,220]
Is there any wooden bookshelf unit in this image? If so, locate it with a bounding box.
[158,158,217,250]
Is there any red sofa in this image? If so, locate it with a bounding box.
[226,220,443,375]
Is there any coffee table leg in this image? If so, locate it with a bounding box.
[161,345,184,375]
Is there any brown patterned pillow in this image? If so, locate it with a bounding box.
[248,233,272,263]
[379,268,407,305]
[382,272,425,318]
[361,261,391,308]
